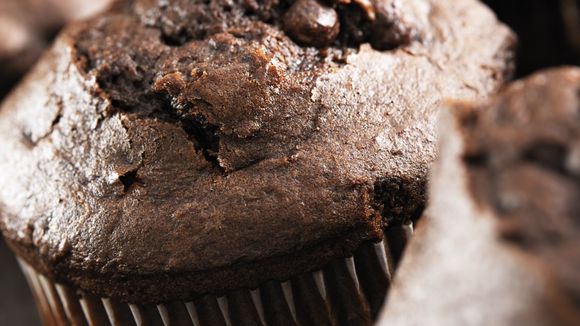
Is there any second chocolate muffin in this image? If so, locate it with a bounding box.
[380,67,580,326]
[0,0,514,324]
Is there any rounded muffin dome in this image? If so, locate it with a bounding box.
[0,0,514,301]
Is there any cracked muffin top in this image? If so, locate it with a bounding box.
[0,0,514,301]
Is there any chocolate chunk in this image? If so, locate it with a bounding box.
[337,2,373,46]
[283,0,340,47]
[370,0,418,50]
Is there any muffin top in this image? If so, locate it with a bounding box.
[0,0,514,301]
[381,67,580,325]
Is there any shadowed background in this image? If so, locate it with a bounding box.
[483,0,580,77]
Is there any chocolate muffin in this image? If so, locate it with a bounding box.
[483,0,580,77]
[0,0,514,324]
[380,67,580,325]
[0,0,113,98]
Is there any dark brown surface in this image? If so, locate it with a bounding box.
[0,0,514,302]
[0,237,39,326]
[483,0,580,77]
[460,67,580,318]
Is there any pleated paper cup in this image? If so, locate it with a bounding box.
[16,224,413,326]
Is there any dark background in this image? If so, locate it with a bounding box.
[0,240,39,325]
[483,0,580,77]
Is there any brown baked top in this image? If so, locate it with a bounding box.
[0,0,514,301]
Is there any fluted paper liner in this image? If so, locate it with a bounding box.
[16,225,413,326]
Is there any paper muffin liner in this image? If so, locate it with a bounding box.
[16,224,413,326]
